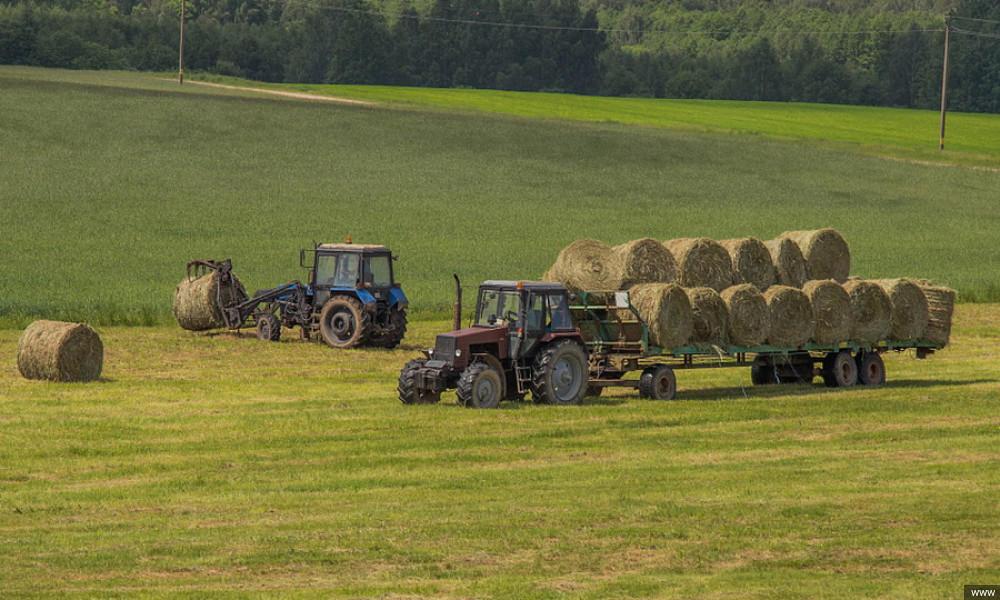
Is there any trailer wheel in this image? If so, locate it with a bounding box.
[532,340,588,406]
[822,350,857,388]
[856,352,886,386]
[750,356,777,385]
[639,364,677,401]
[319,296,370,349]
[256,312,281,342]
[398,359,441,404]
[457,362,503,409]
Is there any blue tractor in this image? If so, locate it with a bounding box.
[188,241,408,349]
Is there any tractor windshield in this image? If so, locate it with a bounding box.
[475,289,522,328]
[364,254,393,288]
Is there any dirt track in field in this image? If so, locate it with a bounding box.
[183,80,376,106]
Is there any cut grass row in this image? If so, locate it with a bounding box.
[1,305,997,598]
[1,66,999,329]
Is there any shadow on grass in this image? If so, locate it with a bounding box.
[675,377,995,402]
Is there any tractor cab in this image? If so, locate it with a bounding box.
[474,281,574,359]
[306,243,397,300]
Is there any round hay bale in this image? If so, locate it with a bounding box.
[916,281,956,347]
[685,287,728,346]
[663,238,733,292]
[764,237,808,288]
[550,239,625,292]
[628,283,693,349]
[613,238,678,288]
[720,284,769,348]
[173,270,243,331]
[802,279,852,345]
[872,279,929,341]
[17,320,103,382]
[782,229,851,283]
[719,237,775,291]
[763,285,814,348]
[842,280,892,343]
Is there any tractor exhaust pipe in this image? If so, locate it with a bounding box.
[453,274,462,331]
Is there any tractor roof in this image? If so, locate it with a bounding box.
[317,243,390,252]
[481,280,567,292]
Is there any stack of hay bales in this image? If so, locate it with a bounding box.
[17,320,103,382]
[542,229,956,351]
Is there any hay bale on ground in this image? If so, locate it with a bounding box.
[17,320,103,382]
[628,283,693,349]
[916,281,956,347]
[763,285,814,348]
[720,237,775,291]
[174,269,246,331]
[548,239,626,292]
[720,284,769,348]
[802,279,852,345]
[613,238,678,288]
[764,237,808,288]
[663,238,733,292]
[782,229,851,283]
[872,278,929,341]
[842,280,892,343]
[685,287,728,346]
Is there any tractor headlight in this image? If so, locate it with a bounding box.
[455,349,462,357]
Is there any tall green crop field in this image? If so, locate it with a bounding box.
[1,66,999,327]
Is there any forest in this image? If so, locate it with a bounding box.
[1,0,998,112]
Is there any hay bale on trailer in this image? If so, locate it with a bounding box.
[613,238,678,288]
[916,281,956,347]
[873,278,929,341]
[628,283,693,349]
[763,286,814,348]
[764,237,808,288]
[663,238,733,292]
[685,287,728,346]
[782,229,851,283]
[173,270,243,331]
[720,284,769,348]
[719,237,775,291]
[548,239,626,292]
[842,280,892,343]
[802,279,852,345]
[17,320,103,382]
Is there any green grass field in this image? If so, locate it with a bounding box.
[1,66,1000,328]
[1,306,998,598]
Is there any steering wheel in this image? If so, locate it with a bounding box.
[505,310,519,322]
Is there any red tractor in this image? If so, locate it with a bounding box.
[398,280,589,408]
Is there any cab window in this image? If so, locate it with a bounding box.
[332,253,360,287]
[364,254,393,287]
[476,290,521,327]
[547,293,572,330]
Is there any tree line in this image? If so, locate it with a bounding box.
[0,0,997,112]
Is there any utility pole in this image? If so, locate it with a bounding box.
[178,0,186,84]
[939,16,951,151]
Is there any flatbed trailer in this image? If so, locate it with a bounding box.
[571,291,942,401]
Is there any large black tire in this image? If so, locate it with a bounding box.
[856,352,886,386]
[822,350,858,388]
[531,339,588,406]
[750,356,777,385]
[639,364,677,400]
[319,296,370,349]
[376,309,407,349]
[398,359,441,404]
[456,362,504,409]
[256,312,281,342]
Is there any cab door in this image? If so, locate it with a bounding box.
[515,291,547,358]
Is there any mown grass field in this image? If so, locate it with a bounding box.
[1,306,998,598]
[1,66,999,328]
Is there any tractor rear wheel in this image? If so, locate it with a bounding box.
[456,362,503,409]
[822,350,858,388]
[375,309,407,349]
[256,312,281,342]
[639,364,677,400]
[531,339,588,406]
[319,296,370,349]
[856,352,886,386]
[398,359,441,404]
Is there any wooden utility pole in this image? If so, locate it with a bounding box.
[939,17,951,151]
[178,0,186,84]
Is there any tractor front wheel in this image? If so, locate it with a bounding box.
[532,340,588,406]
[398,359,441,404]
[319,296,370,349]
[456,362,503,409]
